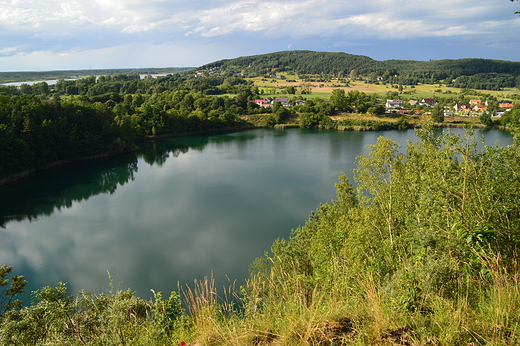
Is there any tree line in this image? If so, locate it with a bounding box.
[0,74,266,181]
[201,50,520,89]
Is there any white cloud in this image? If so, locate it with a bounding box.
[0,0,518,70]
[0,46,19,55]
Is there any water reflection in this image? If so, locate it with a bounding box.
[0,155,138,228]
[137,132,260,165]
[138,137,208,165]
[0,128,513,304]
[0,132,262,229]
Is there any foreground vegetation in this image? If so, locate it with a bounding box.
[2,124,520,345]
[2,51,520,344]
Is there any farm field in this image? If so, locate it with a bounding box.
[248,73,520,102]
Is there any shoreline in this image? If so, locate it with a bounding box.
[1,122,511,187]
[0,124,258,187]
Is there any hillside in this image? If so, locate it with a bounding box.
[200,50,520,89]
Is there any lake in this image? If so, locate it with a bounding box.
[0,128,513,302]
[1,75,164,87]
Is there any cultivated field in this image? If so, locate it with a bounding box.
[248,73,520,102]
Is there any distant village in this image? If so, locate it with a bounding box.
[194,68,515,117]
[384,97,513,117]
[251,95,513,117]
[253,97,306,108]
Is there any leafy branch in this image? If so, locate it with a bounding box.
[512,0,520,14]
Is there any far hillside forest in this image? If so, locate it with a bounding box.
[202,51,520,90]
[2,51,520,345]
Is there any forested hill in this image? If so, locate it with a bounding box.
[201,50,384,75]
[200,50,520,79]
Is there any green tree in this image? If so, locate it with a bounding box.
[479,111,492,126]
[0,265,27,315]
[299,83,312,94]
[431,103,444,122]
[330,89,349,112]
[487,100,498,116]
[132,93,145,107]
[367,104,386,115]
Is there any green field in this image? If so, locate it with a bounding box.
[249,73,520,102]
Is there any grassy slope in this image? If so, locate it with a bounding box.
[250,73,520,101]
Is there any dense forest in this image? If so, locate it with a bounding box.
[0,73,269,181]
[1,51,520,345]
[201,50,520,90]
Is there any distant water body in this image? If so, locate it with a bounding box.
[1,74,170,87]
[1,79,66,86]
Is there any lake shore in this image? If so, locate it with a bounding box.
[1,119,510,187]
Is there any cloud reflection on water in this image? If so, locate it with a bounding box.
[0,128,513,303]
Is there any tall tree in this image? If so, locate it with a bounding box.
[330,89,349,112]
[431,103,444,123]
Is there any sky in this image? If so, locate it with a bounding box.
[0,0,519,71]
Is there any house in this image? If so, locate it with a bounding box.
[469,99,482,105]
[473,104,487,112]
[454,103,471,112]
[499,103,514,109]
[385,99,404,108]
[420,97,436,107]
[275,97,291,107]
[453,103,471,116]
[254,99,272,108]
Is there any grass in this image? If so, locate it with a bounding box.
[167,257,520,346]
[250,73,520,102]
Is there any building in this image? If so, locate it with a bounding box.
[385,99,404,108]
[499,103,514,109]
[419,97,437,107]
[473,104,488,112]
[454,103,471,112]
[254,99,271,108]
[275,97,291,107]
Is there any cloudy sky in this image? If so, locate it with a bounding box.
[0,0,519,71]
